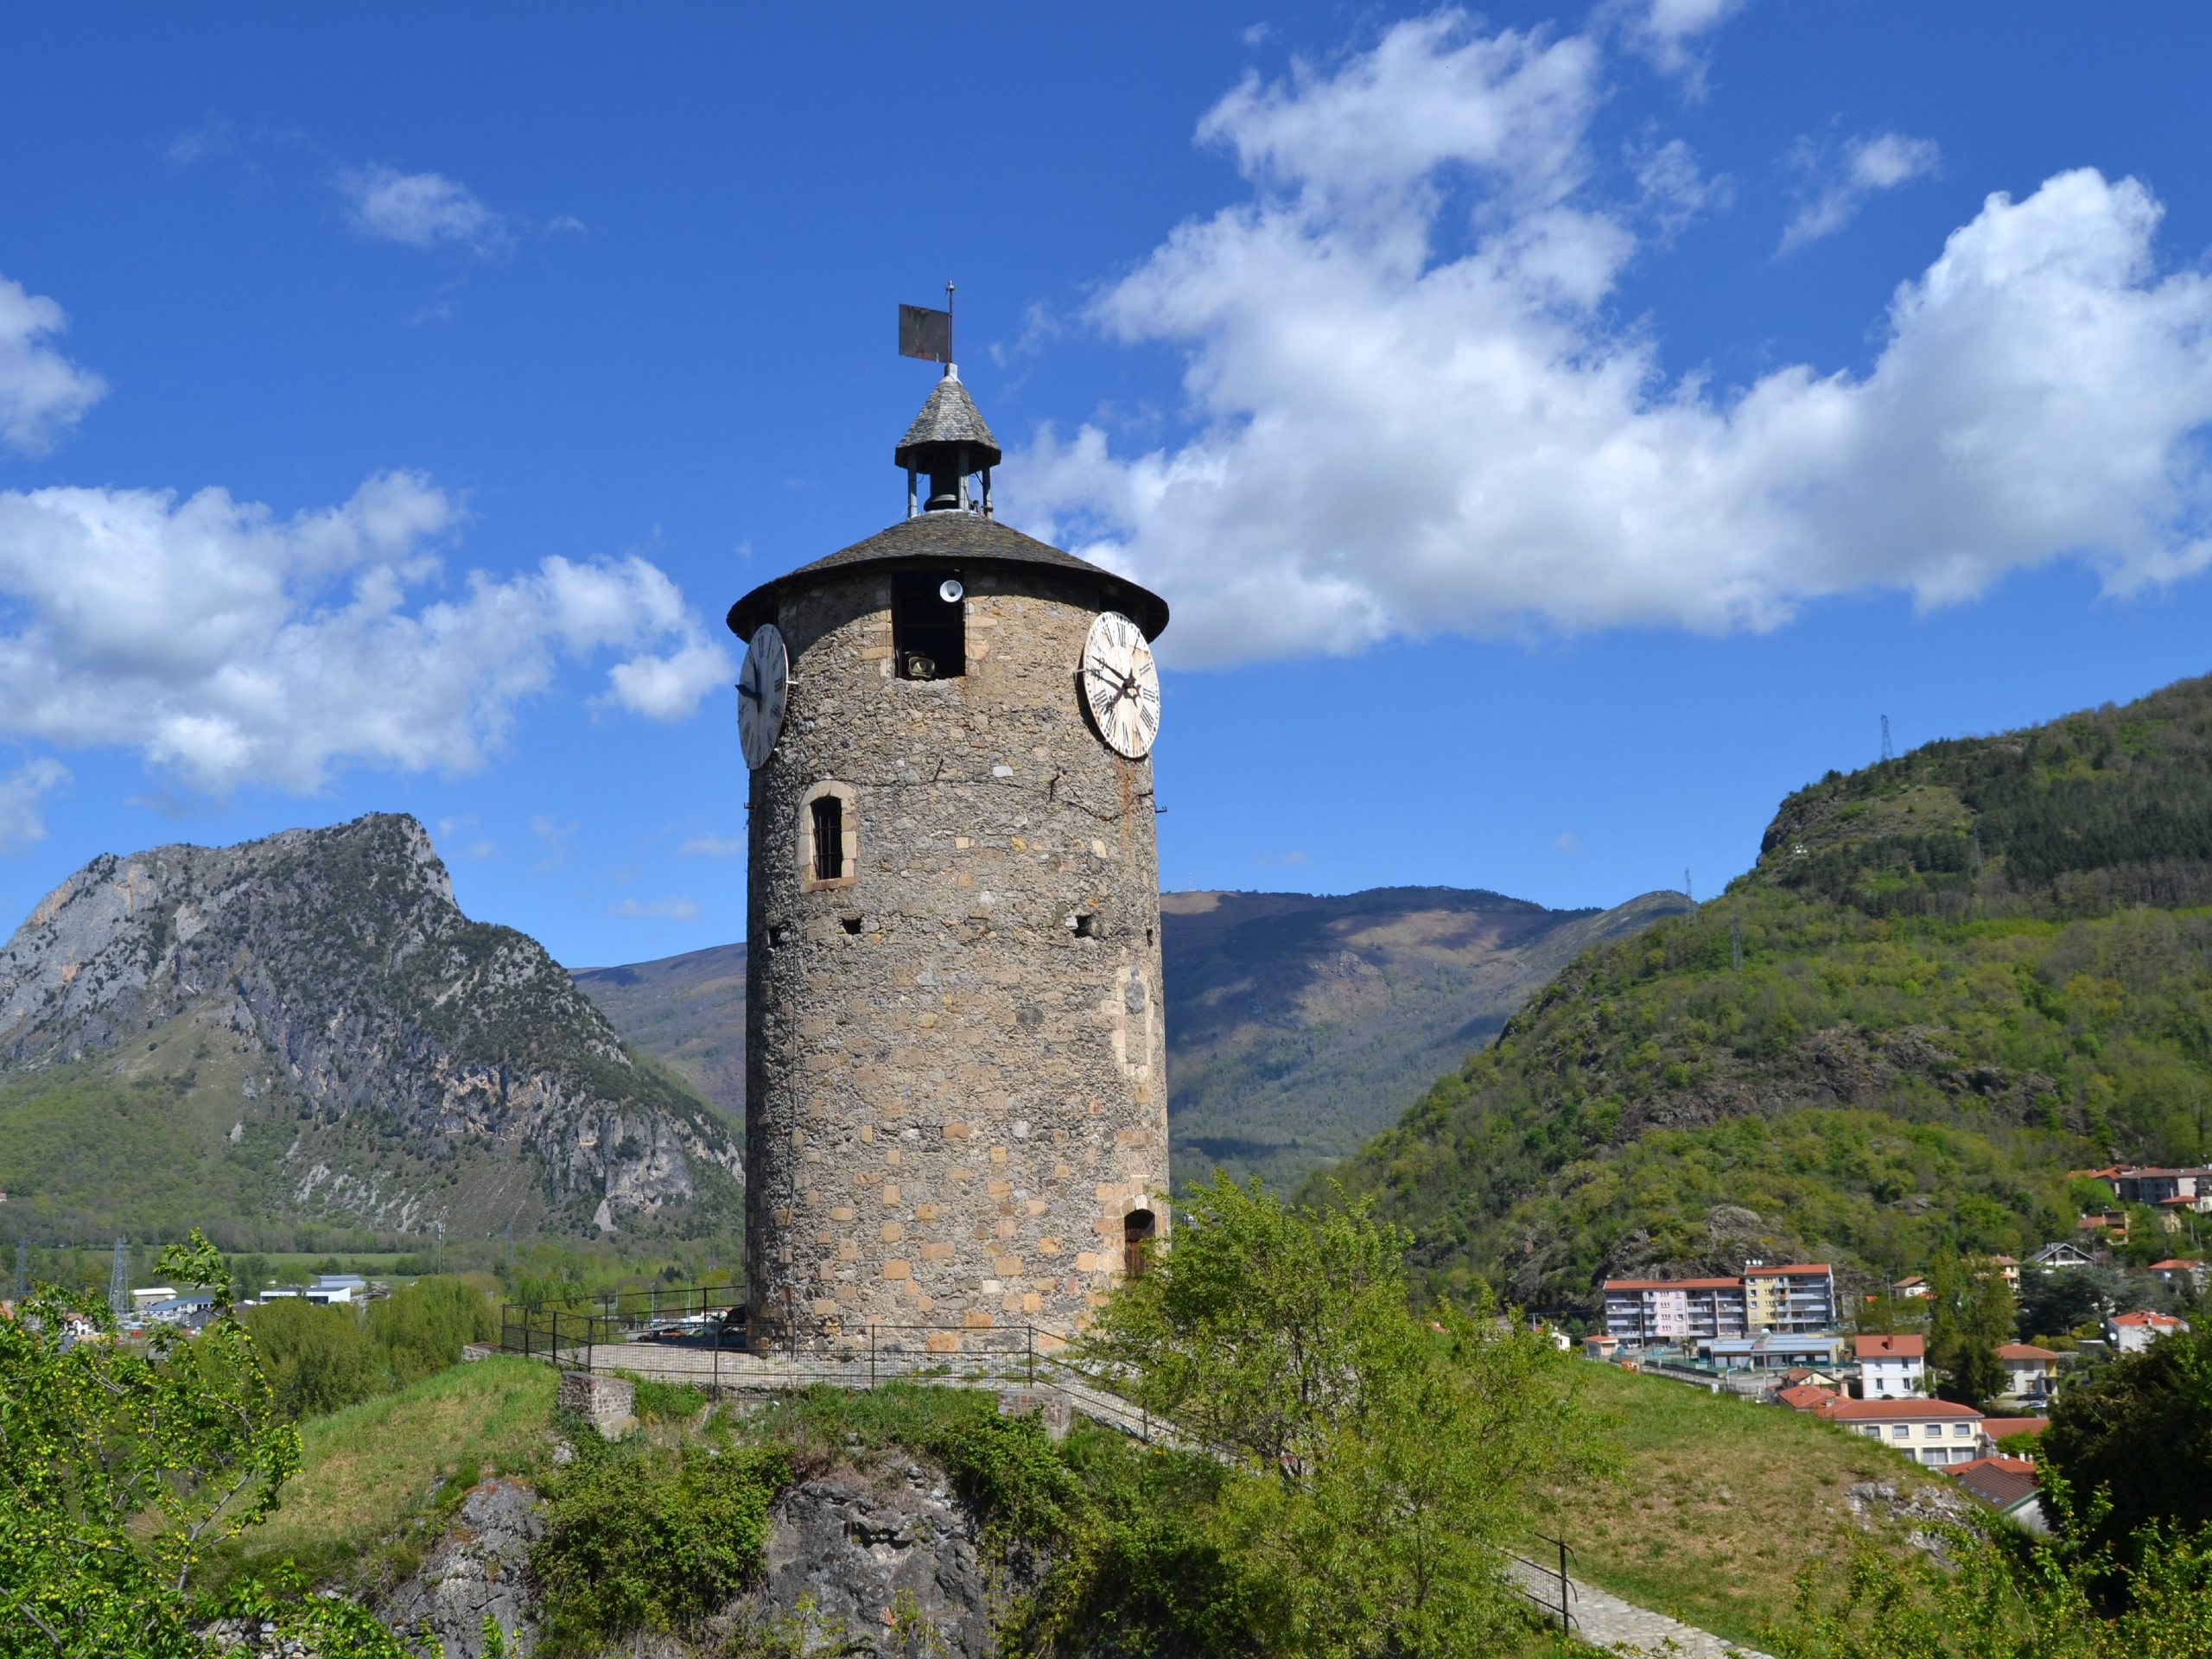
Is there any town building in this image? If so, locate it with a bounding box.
[1854,1333,1927,1398]
[2028,1241,2096,1272]
[1777,1382,1839,1412]
[1949,1456,2047,1532]
[130,1286,175,1311]
[2104,1310,2190,1355]
[2112,1166,2212,1211]
[728,364,1172,1348]
[2149,1257,2208,1293]
[1994,1343,2060,1399]
[1698,1334,1847,1372]
[1891,1274,1929,1299]
[1743,1262,1837,1332]
[1985,1255,2021,1291]
[1600,1278,1750,1344]
[1821,1397,1986,1466]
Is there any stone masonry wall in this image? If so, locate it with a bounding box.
[745,560,1168,1347]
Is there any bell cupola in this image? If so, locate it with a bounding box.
[894,368,1002,518]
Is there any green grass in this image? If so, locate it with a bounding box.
[1534,1363,1960,1650]
[238,1356,558,1588]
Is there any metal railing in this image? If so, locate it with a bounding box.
[1501,1534,1577,1636]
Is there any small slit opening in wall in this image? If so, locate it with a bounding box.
[767,923,792,948]
[840,915,862,936]
[1072,912,1097,938]
[1146,926,1154,948]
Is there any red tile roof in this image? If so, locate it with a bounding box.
[1987,1417,2049,1443]
[2150,1259,2201,1271]
[1777,1384,1838,1411]
[1950,1456,2040,1510]
[1825,1398,1983,1423]
[2110,1311,2186,1329]
[1854,1334,1926,1359]
[1995,1344,2060,1361]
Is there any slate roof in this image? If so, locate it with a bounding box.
[893,374,1002,470]
[727,512,1169,643]
[1950,1456,2040,1511]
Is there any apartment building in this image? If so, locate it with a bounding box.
[1602,1262,1837,1346]
[1743,1263,1837,1332]
[1600,1277,1749,1344]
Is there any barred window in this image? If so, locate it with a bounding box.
[811,795,844,881]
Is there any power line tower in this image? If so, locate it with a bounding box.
[1730,916,1744,973]
[435,1218,446,1276]
[108,1238,130,1319]
[1970,827,1983,878]
[1684,868,1694,905]
[1880,714,1894,764]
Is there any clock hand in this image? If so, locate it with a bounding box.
[738,682,761,702]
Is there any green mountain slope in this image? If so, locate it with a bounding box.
[1325,673,2212,1313]
[573,887,1691,1197]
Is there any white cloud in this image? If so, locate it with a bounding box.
[1633,138,1733,236]
[165,118,233,168]
[1621,0,1747,89]
[612,895,701,921]
[0,473,733,792]
[1554,830,1582,854]
[1009,13,2212,664]
[678,836,746,857]
[1780,130,1942,252]
[0,276,108,456]
[337,164,511,254]
[0,757,69,852]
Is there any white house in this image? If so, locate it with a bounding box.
[2104,1311,2190,1355]
[1854,1333,1927,1398]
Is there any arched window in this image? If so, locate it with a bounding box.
[1123,1208,1157,1280]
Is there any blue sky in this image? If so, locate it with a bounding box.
[3,3,2212,967]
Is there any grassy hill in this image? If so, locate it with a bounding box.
[1544,1364,1967,1649]
[575,887,1691,1198]
[1325,673,2212,1313]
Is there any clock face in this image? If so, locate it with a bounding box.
[738,622,789,770]
[1080,611,1161,759]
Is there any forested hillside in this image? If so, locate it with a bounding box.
[1325,674,2212,1315]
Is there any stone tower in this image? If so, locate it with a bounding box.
[727,367,1171,1349]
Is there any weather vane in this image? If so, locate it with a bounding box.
[898,282,956,373]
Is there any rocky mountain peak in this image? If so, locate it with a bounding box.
[0,811,737,1240]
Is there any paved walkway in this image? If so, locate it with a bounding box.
[1500,1557,1773,1657]
[533,1339,1771,1657]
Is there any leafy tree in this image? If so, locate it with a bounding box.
[2019,1267,2129,1342]
[2041,1321,2212,1560]
[1081,1174,1605,1658]
[1929,1249,2015,1408]
[241,1295,384,1419]
[0,1230,420,1657]
[365,1275,495,1388]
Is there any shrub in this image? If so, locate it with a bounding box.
[533,1437,791,1652]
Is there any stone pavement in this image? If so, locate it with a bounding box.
[1501,1556,1776,1658]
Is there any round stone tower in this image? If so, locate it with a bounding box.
[726,368,1171,1350]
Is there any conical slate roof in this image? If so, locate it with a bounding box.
[893,373,1001,470]
[725,512,1168,643]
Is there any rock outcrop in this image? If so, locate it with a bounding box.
[380,1478,545,1658]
